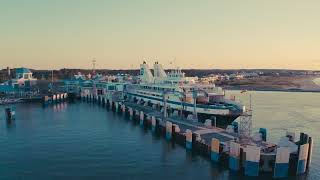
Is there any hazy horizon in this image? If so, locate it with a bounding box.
[1,0,320,70]
[4,66,320,71]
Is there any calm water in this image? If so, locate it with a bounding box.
[0,91,319,180]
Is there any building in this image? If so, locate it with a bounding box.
[0,67,37,95]
[11,68,37,88]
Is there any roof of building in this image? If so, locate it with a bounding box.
[15,68,32,74]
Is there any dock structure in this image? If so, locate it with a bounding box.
[81,93,313,178]
[43,93,68,106]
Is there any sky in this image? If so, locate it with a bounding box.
[0,0,320,70]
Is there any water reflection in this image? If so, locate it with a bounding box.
[6,118,15,129]
[53,102,68,112]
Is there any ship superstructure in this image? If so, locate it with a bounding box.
[125,62,245,127]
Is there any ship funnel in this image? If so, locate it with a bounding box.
[153,62,167,80]
[140,62,154,83]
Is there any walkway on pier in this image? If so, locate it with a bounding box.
[124,102,236,144]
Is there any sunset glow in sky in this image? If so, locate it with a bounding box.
[1,0,320,70]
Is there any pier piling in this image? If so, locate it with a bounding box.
[140,111,144,126]
[115,102,119,112]
[135,110,139,120]
[274,147,290,178]
[129,108,133,119]
[244,146,260,176]
[122,104,126,113]
[297,143,309,175]
[186,129,192,150]
[211,138,220,162]
[53,95,56,103]
[307,137,313,170]
[57,94,60,103]
[109,100,113,110]
[229,142,240,171]
[165,121,172,141]
[151,116,156,133]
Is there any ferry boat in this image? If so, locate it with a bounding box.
[125,62,245,127]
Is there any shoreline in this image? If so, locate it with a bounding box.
[221,76,320,93]
[224,87,320,93]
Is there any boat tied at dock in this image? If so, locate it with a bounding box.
[126,62,244,128]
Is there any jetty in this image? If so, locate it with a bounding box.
[58,61,314,178]
[79,93,314,178]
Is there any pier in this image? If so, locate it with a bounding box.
[42,93,69,106]
[81,93,313,178]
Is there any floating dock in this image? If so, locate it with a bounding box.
[81,94,313,178]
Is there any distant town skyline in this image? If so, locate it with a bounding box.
[1,0,320,70]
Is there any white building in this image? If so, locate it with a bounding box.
[0,67,37,94]
[11,68,37,87]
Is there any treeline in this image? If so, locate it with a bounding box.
[0,68,318,82]
[31,68,319,80]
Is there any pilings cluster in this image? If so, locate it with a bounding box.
[43,93,68,106]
